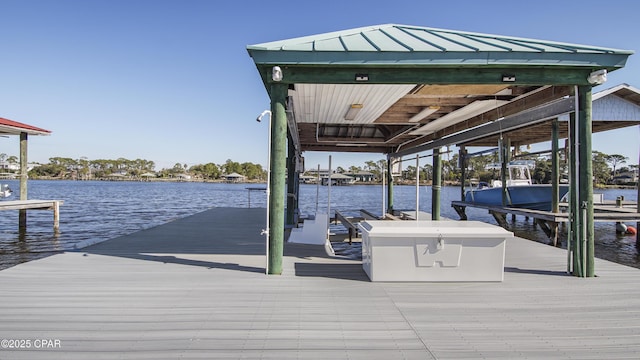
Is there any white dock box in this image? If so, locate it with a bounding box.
[357,220,512,282]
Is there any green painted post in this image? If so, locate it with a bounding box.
[268,83,287,275]
[286,136,296,227]
[432,148,441,220]
[500,139,508,206]
[569,112,581,276]
[578,86,595,277]
[551,119,559,214]
[460,146,466,201]
[19,132,28,232]
[387,156,394,212]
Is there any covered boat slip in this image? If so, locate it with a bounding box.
[3,208,640,359]
[247,24,634,277]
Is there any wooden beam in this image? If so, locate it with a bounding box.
[19,132,27,232]
[392,95,575,157]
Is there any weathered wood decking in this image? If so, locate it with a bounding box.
[1,207,640,359]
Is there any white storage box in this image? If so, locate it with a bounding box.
[357,220,512,282]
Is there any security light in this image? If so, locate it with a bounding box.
[272,66,283,82]
[587,69,607,85]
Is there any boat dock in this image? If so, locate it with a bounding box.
[452,200,640,245]
[0,199,63,232]
[1,207,640,359]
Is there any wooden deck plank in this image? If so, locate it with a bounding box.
[1,207,640,359]
[0,199,63,211]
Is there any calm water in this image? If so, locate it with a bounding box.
[0,180,639,270]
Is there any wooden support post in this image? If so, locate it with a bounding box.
[432,148,441,220]
[551,119,560,214]
[569,86,595,277]
[387,155,394,213]
[267,82,287,275]
[452,204,467,220]
[490,210,508,228]
[53,201,60,233]
[286,135,296,228]
[569,110,580,275]
[578,86,595,277]
[460,146,466,201]
[19,132,28,232]
[500,138,509,207]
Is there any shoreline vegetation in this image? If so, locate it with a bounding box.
[0,151,637,189]
[9,176,639,191]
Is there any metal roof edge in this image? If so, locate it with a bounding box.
[0,117,51,135]
[593,83,640,101]
[248,24,635,55]
[249,50,630,69]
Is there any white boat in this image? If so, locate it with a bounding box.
[0,184,13,198]
[464,161,569,211]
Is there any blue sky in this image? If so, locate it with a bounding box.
[0,0,639,170]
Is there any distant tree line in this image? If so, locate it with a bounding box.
[2,150,635,185]
[19,156,266,181]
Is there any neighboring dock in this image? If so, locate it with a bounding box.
[452,200,640,245]
[1,207,640,359]
[0,199,63,232]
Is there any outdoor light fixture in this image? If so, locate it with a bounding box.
[587,69,607,85]
[355,73,369,82]
[344,103,363,120]
[409,105,440,123]
[501,74,516,82]
[272,66,283,82]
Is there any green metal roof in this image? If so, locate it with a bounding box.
[247,24,633,68]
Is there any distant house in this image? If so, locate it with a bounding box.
[321,173,356,186]
[174,173,192,181]
[612,171,638,185]
[345,171,375,182]
[300,174,318,184]
[225,172,245,183]
[0,162,19,171]
[305,169,332,178]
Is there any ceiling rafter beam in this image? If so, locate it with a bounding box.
[392,96,576,157]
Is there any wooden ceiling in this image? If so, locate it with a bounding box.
[296,84,571,153]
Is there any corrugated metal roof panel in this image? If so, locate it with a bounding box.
[340,33,378,51]
[403,28,473,52]
[361,30,410,52]
[381,26,445,52]
[313,37,346,51]
[248,24,633,67]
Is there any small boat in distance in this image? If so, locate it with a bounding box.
[464,161,569,211]
[0,184,12,198]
